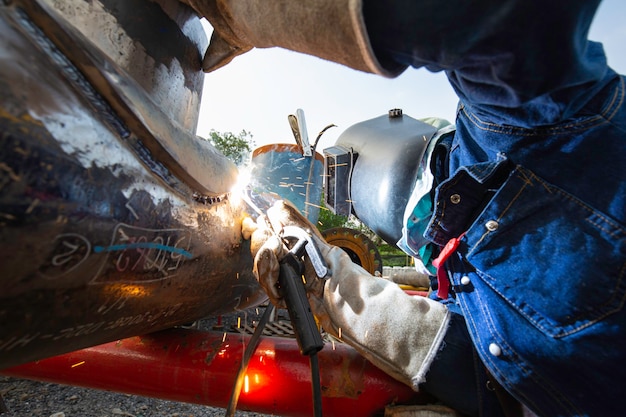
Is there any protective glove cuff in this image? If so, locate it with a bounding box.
[182,0,405,76]
[313,246,451,390]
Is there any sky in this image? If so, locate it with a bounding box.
[196,0,626,153]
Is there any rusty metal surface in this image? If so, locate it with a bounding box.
[0,0,266,369]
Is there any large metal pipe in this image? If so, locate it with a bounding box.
[0,0,266,369]
[2,329,424,417]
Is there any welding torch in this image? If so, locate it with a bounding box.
[278,226,329,356]
[278,226,329,417]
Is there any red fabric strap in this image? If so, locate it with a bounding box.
[431,233,465,299]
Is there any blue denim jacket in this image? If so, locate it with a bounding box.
[364,1,626,415]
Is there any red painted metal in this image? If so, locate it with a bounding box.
[2,328,426,417]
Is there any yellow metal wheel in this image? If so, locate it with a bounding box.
[321,227,383,275]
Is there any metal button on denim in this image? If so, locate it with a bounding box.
[485,220,499,231]
[461,275,471,285]
[450,193,461,204]
[489,343,502,357]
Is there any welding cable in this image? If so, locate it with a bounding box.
[223,305,325,417]
[224,303,275,417]
[303,123,336,219]
[310,352,323,417]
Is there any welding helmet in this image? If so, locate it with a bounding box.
[323,110,452,252]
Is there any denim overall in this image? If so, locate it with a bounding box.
[364,1,626,415]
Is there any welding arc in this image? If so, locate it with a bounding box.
[224,304,275,417]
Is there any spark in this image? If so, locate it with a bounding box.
[0,162,20,181]
[25,198,40,214]
[244,375,250,393]
[303,201,324,209]
[331,339,336,350]
[71,361,85,368]
[222,332,227,342]
[237,316,241,328]
[338,327,342,339]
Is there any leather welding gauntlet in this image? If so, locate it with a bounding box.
[249,201,451,391]
[177,0,403,76]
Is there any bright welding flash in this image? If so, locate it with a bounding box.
[229,167,252,208]
[230,166,270,220]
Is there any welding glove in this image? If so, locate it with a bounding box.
[177,0,402,76]
[248,201,451,391]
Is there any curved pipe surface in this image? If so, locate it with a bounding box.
[0,0,265,369]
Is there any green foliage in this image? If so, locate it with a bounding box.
[378,243,413,267]
[208,129,255,166]
[315,198,364,233]
[316,202,349,232]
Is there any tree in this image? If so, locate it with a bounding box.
[208,129,255,166]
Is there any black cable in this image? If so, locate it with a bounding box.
[224,303,275,417]
[310,353,323,417]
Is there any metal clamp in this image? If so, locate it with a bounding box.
[281,226,329,279]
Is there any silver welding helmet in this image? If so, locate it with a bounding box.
[323,110,439,247]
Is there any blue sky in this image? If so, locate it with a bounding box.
[196,0,626,152]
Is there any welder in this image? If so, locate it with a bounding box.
[180,1,626,416]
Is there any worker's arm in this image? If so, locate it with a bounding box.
[182,0,605,123]
[177,0,401,76]
[362,0,606,120]
[244,201,451,390]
